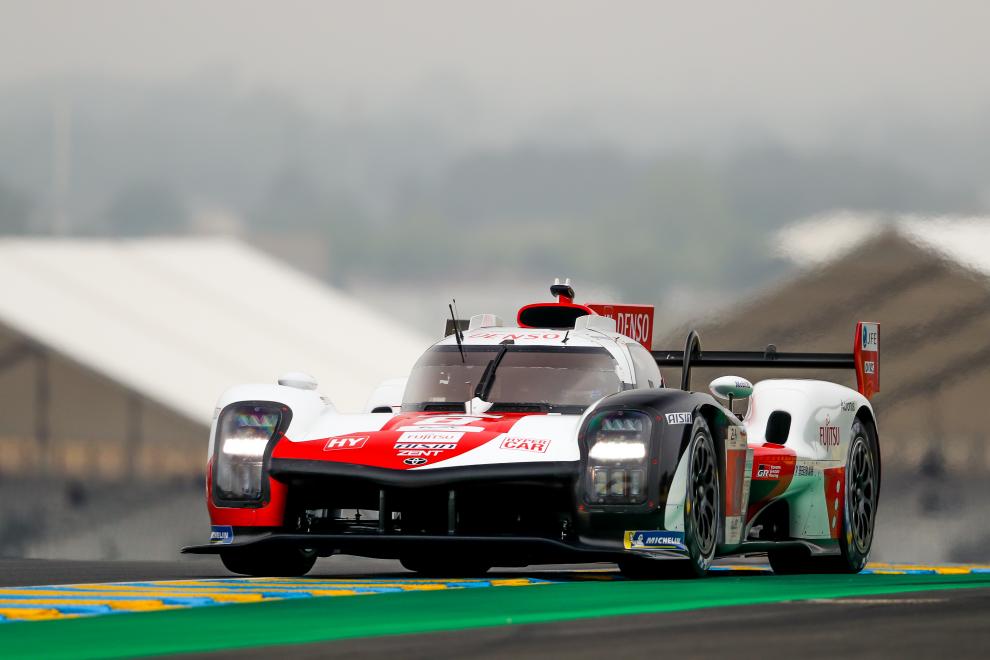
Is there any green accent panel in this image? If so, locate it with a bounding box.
[2,573,989,659]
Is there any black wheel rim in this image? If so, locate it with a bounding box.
[690,433,718,556]
[848,436,877,554]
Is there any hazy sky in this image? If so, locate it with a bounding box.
[3,1,989,146]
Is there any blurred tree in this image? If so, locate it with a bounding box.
[0,180,33,234]
[251,166,373,285]
[103,183,189,236]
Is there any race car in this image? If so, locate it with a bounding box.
[183,280,881,578]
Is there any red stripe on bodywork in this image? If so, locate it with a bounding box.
[823,466,846,539]
[272,412,537,470]
[746,444,797,522]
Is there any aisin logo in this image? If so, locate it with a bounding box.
[403,457,428,466]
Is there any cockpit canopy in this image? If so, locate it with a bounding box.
[402,345,624,414]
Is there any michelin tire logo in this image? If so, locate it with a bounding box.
[209,525,234,545]
[624,530,688,552]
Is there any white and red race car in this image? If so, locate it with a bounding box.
[184,281,881,578]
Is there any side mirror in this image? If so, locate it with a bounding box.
[709,375,753,401]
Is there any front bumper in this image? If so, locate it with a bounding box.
[199,457,687,563]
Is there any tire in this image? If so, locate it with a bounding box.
[619,417,720,580]
[683,416,721,576]
[220,546,317,577]
[769,417,880,574]
[400,556,491,578]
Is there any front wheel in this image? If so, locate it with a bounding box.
[220,546,317,577]
[622,418,721,580]
[683,416,720,576]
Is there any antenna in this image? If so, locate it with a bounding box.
[449,300,465,363]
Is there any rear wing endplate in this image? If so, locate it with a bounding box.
[653,322,879,399]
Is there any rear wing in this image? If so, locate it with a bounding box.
[653,321,880,399]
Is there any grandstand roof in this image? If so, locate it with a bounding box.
[775,213,990,277]
[0,238,430,421]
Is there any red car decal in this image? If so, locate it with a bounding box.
[746,444,797,521]
[272,412,537,470]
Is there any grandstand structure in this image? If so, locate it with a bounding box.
[0,238,428,480]
[658,215,990,473]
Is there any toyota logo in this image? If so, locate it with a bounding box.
[403,457,428,466]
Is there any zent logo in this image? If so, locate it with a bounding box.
[323,436,369,451]
[665,412,692,425]
[403,457,428,466]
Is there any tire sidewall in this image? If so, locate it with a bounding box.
[839,418,878,572]
[683,416,720,575]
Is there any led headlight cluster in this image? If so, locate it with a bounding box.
[585,410,652,504]
[213,404,285,504]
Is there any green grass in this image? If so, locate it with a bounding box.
[2,572,989,659]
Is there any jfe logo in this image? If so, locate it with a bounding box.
[323,435,369,451]
[861,324,879,351]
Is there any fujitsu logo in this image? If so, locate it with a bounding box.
[818,417,840,448]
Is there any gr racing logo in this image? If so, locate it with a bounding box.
[755,463,781,480]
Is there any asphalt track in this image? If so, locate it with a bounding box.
[0,557,988,658]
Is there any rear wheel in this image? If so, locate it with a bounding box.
[220,546,317,577]
[400,556,491,578]
[769,417,879,574]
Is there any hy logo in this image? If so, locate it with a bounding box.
[323,436,369,451]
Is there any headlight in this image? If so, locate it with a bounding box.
[584,410,652,504]
[589,440,647,461]
[213,403,286,504]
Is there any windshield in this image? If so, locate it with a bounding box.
[402,345,623,413]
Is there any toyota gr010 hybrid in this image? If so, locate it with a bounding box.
[184,281,881,578]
